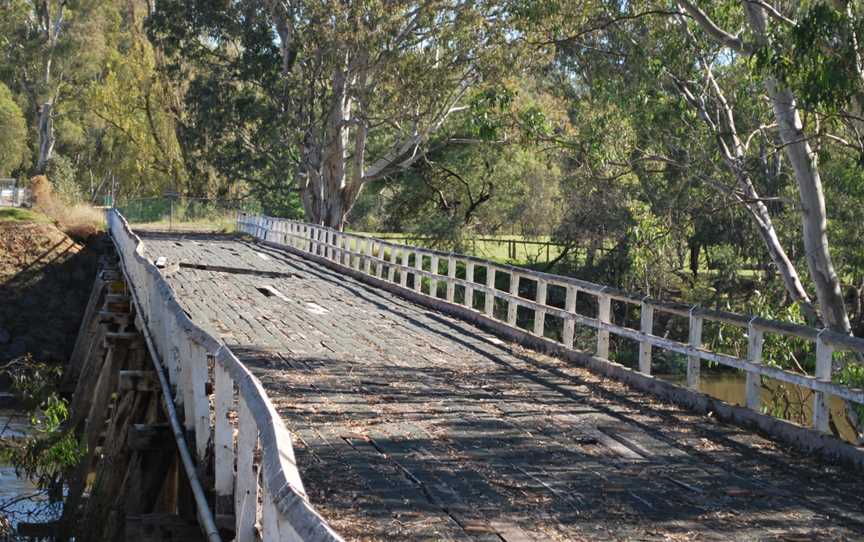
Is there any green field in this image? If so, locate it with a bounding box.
[355,232,568,265]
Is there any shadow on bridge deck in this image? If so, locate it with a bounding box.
[138,230,864,542]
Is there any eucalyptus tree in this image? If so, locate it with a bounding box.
[0,0,117,174]
[260,1,524,229]
[0,82,27,176]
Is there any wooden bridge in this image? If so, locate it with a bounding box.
[105,209,864,541]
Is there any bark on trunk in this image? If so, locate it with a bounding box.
[37,101,55,172]
[744,4,852,336]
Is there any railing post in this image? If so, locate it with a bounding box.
[214,361,234,514]
[235,396,259,542]
[377,242,386,279]
[446,256,456,302]
[430,255,439,298]
[414,251,423,292]
[364,239,373,274]
[484,266,496,317]
[507,272,520,326]
[813,332,833,433]
[387,246,397,282]
[562,285,577,347]
[465,261,475,309]
[745,321,764,411]
[687,309,703,390]
[639,300,654,374]
[596,293,611,359]
[534,279,547,337]
[191,346,211,461]
[400,249,409,287]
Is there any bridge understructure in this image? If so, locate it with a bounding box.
[107,210,864,541]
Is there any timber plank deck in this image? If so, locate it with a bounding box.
[139,230,864,541]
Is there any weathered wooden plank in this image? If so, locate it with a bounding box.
[507,272,520,326]
[812,336,833,433]
[687,311,703,391]
[745,323,764,411]
[119,370,159,392]
[596,293,611,359]
[214,361,235,510]
[638,301,653,375]
[235,395,258,542]
[533,279,547,337]
[484,266,496,317]
[128,424,174,451]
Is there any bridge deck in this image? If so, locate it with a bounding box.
[139,230,864,541]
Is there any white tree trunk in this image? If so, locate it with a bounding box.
[37,101,55,172]
[743,4,852,336]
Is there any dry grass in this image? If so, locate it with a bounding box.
[28,175,104,241]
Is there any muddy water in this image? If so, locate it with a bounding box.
[0,409,62,531]
[659,371,858,443]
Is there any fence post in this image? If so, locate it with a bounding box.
[364,239,373,274]
[485,267,496,317]
[687,309,703,390]
[507,272,520,326]
[596,292,611,359]
[388,246,397,282]
[639,300,654,374]
[562,286,577,347]
[534,279,547,337]
[400,249,409,287]
[214,361,234,514]
[446,256,456,302]
[745,321,764,411]
[812,332,833,433]
[414,251,423,293]
[465,261,475,310]
[235,396,258,542]
[430,255,439,298]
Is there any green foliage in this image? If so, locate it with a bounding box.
[756,4,864,112]
[0,356,84,490]
[0,82,27,175]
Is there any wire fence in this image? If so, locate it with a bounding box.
[116,196,260,232]
[0,180,30,208]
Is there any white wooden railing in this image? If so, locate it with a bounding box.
[107,209,343,542]
[237,213,864,436]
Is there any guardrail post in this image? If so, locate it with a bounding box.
[534,279,547,337]
[430,255,439,297]
[414,251,423,292]
[596,293,611,359]
[446,256,456,302]
[400,249,409,287]
[813,333,833,433]
[364,239,373,274]
[507,272,520,326]
[687,309,703,390]
[387,246,397,282]
[236,396,259,542]
[562,286,577,347]
[191,346,211,461]
[214,361,234,514]
[484,266,496,317]
[745,322,764,411]
[638,301,654,374]
[465,261,475,309]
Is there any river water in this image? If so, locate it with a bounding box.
[0,409,62,532]
[661,371,857,443]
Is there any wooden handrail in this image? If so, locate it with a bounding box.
[238,213,864,436]
[108,209,343,542]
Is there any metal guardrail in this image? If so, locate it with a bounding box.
[238,213,864,436]
[107,209,343,542]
